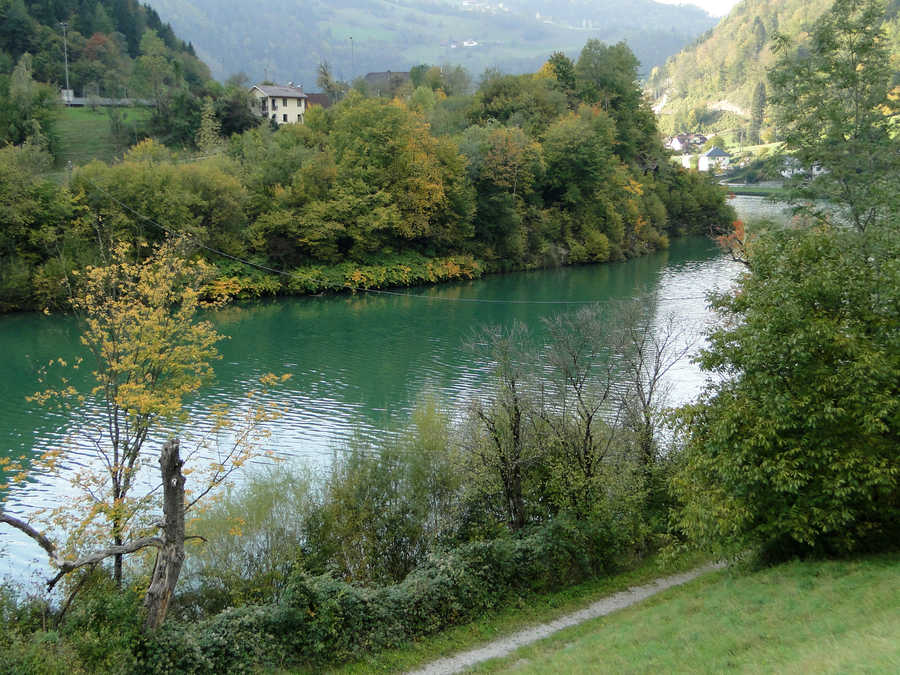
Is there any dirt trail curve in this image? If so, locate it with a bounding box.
[407,562,725,675]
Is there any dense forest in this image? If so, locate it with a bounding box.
[144,0,716,85]
[0,39,735,313]
[647,0,900,136]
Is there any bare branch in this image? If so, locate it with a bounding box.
[0,511,60,564]
[47,536,163,590]
[0,512,163,591]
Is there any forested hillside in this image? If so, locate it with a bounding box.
[143,0,716,85]
[0,0,208,96]
[648,0,900,136]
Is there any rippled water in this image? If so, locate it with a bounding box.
[2,198,775,578]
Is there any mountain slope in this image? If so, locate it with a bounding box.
[648,0,900,136]
[0,0,208,94]
[143,0,716,86]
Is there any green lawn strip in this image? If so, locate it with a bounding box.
[54,106,151,169]
[287,552,710,674]
[471,553,900,674]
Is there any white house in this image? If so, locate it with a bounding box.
[699,146,731,172]
[781,157,827,179]
[250,84,308,125]
[665,135,688,152]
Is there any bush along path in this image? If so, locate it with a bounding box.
[408,562,725,675]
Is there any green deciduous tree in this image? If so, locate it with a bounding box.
[672,225,900,559]
[1,240,283,628]
[470,70,568,136]
[575,40,660,165]
[195,96,222,154]
[0,52,59,153]
[769,0,900,232]
[132,29,176,114]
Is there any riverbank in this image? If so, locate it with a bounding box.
[720,181,787,198]
[216,242,683,302]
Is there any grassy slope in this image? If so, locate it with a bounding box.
[54,106,151,169]
[473,554,900,673]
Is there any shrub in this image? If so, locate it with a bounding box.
[140,516,624,672]
[672,225,900,559]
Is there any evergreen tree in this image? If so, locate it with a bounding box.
[748,81,766,144]
[196,96,222,153]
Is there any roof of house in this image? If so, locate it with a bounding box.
[703,146,731,158]
[305,92,332,108]
[251,84,307,98]
[363,71,410,87]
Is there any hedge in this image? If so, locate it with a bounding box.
[136,516,623,673]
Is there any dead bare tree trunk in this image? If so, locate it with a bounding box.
[2,438,195,631]
[144,438,186,632]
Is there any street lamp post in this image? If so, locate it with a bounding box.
[349,36,354,80]
[59,22,70,103]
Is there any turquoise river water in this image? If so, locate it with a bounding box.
[0,195,787,580]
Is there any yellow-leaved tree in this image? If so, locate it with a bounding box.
[1,238,284,630]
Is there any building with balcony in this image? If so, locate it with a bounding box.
[250,84,309,125]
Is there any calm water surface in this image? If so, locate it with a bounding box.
[0,197,776,577]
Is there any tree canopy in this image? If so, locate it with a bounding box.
[770,0,900,232]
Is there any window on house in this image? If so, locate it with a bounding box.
[282,113,288,122]
[298,114,302,122]
[283,98,288,106]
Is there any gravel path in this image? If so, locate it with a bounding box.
[407,562,724,675]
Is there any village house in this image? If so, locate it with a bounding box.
[665,133,708,153]
[250,83,309,125]
[363,71,410,97]
[699,146,731,172]
[665,134,690,152]
[780,156,826,179]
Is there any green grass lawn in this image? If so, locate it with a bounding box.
[472,554,900,674]
[54,105,151,169]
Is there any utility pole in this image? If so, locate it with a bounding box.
[349,36,354,80]
[59,22,71,103]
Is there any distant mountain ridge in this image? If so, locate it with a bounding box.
[647,0,900,136]
[142,0,717,85]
